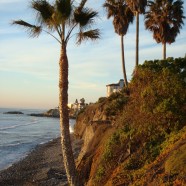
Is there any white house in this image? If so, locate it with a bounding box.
[106,79,124,97]
[71,98,86,110]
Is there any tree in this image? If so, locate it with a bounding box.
[13,0,100,185]
[103,0,134,88]
[126,0,147,67]
[80,98,85,105]
[145,0,185,60]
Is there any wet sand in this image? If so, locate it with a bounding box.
[0,135,82,186]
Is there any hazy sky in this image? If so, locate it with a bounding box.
[0,0,186,109]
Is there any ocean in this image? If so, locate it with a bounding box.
[0,108,75,171]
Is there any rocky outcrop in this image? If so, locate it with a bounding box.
[29,109,59,118]
[29,108,77,119]
[74,102,109,138]
[3,111,23,114]
[44,109,59,117]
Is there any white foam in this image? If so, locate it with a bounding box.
[0,121,38,130]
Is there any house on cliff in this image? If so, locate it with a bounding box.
[71,98,86,110]
[106,79,124,97]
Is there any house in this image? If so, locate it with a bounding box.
[106,79,124,97]
[71,98,86,110]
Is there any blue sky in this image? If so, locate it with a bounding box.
[0,0,186,109]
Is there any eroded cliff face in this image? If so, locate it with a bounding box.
[74,102,109,138]
[74,102,115,184]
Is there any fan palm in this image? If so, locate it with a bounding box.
[103,0,134,88]
[145,0,185,59]
[126,0,147,67]
[13,0,100,185]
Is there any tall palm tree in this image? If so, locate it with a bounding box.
[126,0,147,67]
[145,0,185,60]
[13,0,100,185]
[103,0,134,88]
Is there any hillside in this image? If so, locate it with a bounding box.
[74,57,186,186]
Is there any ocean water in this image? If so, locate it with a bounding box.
[0,108,75,171]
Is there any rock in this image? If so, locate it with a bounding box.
[3,111,24,114]
[29,113,45,117]
[29,109,59,118]
[29,108,76,119]
[43,109,59,118]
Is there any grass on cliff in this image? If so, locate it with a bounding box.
[93,57,186,185]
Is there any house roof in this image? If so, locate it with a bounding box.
[106,83,119,87]
[106,79,124,87]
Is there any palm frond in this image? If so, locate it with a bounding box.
[12,20,41,37]
[145,0,185,44]
[31,0,54,28]
[56,0,72,22]
[74,8,98,30]
[126,0,147,14]
[76,29,100,44]
[104,0,134,36]
[103,2,117,18]
[77,0,88,12]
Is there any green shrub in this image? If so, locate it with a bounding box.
[124,155,143,170]
[97,97,107,103]
[95,165,105,182]
[105,94,128,116]
[144,135,165,162]
[165,144,186,176]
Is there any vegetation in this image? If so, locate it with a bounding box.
[91,57,186,185]
[145,0,185,59]
[12,0,100,185]
[105,90,128,117]
[103,0,134,88]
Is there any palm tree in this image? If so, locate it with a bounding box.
[126,0,147,67]
[103,0,134,88]
[13,0,100,185]
[145,0,185,60]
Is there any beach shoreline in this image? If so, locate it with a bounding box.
[0,135,82,186]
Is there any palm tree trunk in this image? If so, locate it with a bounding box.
[121,35,128,88]
[136,11,139,67]
[163,42,166,60]
[59,44,78,186]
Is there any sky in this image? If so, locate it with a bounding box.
[0,0,186,109]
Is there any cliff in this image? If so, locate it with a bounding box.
[74,57,186,186]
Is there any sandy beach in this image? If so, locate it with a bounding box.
[0,135,82,186]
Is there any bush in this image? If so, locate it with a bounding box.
[97,97,107,103]
[95,165,105,182]
[124,154,143,170]
[105,93,128,116]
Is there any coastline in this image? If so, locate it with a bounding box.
[0,135,82,186]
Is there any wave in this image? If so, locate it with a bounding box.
[1,142,21,147]
[0,140,34,148]
[0,120,39,131]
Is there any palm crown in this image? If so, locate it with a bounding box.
[103,0,134,36]
[145,0,185,44]
[13,0,100,45]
